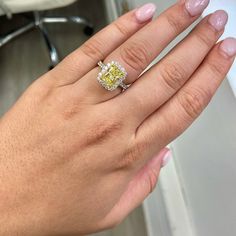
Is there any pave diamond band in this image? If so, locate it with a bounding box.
[97,61,128,91]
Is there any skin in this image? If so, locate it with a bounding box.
[0,1,235,236]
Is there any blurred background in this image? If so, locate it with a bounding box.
[0,1,236,236]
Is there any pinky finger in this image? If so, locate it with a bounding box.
[138,37,236,149]
[99,148,171,229]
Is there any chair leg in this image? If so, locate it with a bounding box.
[42,16,94,36]
[38,25,60,69]
[0,12,94,70]
[37,15,94,69]
[0,22,35,47]
[34,11,60,69]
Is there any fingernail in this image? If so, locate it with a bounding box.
[220,37,236,57]
[135,3,156,23]
[161,150,172,167]
[208,10,228,31]
[185,0,210,17]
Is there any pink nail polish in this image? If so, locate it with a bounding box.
[220,38,236,57]
[208,10,228,31]
[185,0,210,16]
[135,3,156,23]
[161,150,172,167]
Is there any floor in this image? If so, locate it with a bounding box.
[0,1,148,235]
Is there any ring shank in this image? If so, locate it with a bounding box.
[119,82,129,90]
[98,61,105,69]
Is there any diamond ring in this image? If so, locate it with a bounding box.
[97,61,128,91]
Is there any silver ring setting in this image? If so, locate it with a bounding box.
[97,61,128,91]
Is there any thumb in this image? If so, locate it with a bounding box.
[104,148,172,226]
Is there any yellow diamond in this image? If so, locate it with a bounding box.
[100,64,126,90]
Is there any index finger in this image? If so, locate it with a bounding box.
[49,3,156,86]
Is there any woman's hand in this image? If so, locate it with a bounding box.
[0,1,235,235]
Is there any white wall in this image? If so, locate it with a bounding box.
[172,78,236,236]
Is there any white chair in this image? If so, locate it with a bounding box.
[0,0,94,69]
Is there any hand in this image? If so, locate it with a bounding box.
[0,1,235,235]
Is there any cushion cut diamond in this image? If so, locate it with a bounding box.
[97,61,127,91]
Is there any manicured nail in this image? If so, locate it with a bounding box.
[220,38,236,57]
[185,0,210,17]
[161,150,172,167]
[208,10,228,31]
[135,3,156,23]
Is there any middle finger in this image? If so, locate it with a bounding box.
[116,10,228,125]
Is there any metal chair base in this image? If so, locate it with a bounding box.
[0,11,94,69]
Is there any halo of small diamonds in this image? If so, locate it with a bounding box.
[97,61,128,91]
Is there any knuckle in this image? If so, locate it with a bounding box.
[206,60,226,78]
[129,93,146,110]
[195,30,213,48]
[113,21,130,37]
[165,13,183,34]
[52,89,83,120]
[119,138,149,169]
[81,39,105,61]
[120,40,150,71]
[160,61,187,91]
[86,114,123,146]
[177,88,211,119]
[62,105,80,120]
